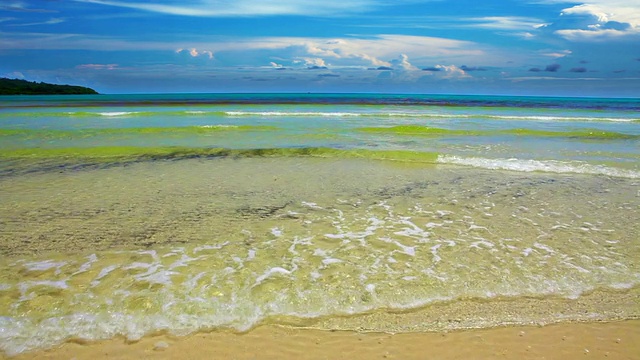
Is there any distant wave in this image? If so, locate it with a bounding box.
[96,111,140,117]
[2,110,636,122]
[224,111,638,122]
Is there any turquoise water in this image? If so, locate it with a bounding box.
[1,93,639,177]
[0,94,639,355]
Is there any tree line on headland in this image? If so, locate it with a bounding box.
[0,78,99,95]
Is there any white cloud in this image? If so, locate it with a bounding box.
[210,35,484,68]
[560,1,640,26]
[3,71,25,79]
[517,32,536,39]
[73,0,405,17]
[293,57,327,67]
[538,1,640,40]
[0,31,486,63]
[176,48,213,59]
[555,28,638,41]
[561,4,609,22]
[541,49,572,58]
[433,65,469,78]
[9,17,65,26]
[389,54,418,71]
[462,16,546,30]
[76,64,119,70]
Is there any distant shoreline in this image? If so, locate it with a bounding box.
[0,78,98,95]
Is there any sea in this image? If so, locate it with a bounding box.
[0,93,639,356]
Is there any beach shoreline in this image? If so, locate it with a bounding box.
[6,319,640,359]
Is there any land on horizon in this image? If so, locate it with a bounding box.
[0,78,98,95]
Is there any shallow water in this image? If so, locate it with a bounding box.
[0,94,639,355]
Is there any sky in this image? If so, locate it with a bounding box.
[1,0,639,96]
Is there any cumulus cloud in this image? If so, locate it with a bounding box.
[176,48,213,59]
[421,65,468,78]
[293,57,327,68]
[389,54,418,71]
[257,35,481,69]
[539,1,640,41]
[2,32,485,69]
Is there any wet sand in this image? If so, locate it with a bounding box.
[6,320,640,360]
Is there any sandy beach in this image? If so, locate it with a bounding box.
[5,320,639,360]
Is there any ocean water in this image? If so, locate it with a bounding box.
[0,93,639,355]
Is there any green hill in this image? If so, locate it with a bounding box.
[0,78,99,95]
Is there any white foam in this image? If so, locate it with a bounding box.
[73,254,98,275]
[438,155,640,179]
[220,111,637,122]
[430,244,442,263]
[254,267,292,285]
[18,280,69,301]
[271,227,283,237]
[470,239,495,249]
[225,111,362,117]
[97,111,138,116]
[21,260,67,275]
[301,201,323,209]
[194,241,229,253]
[533,242,556,254]
[199,124,237,128]
[484,115,638,123]
[322,258,343,265]
[94,265,118,281]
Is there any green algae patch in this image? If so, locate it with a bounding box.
[0,146,225,161]
[499,128,640,139]
[358,125,639,140]
[228,147,440,163]
[359,125,479,136]
[0,146,439,165]
[0,125,279,140]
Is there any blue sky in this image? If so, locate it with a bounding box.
[1,0,639,96]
